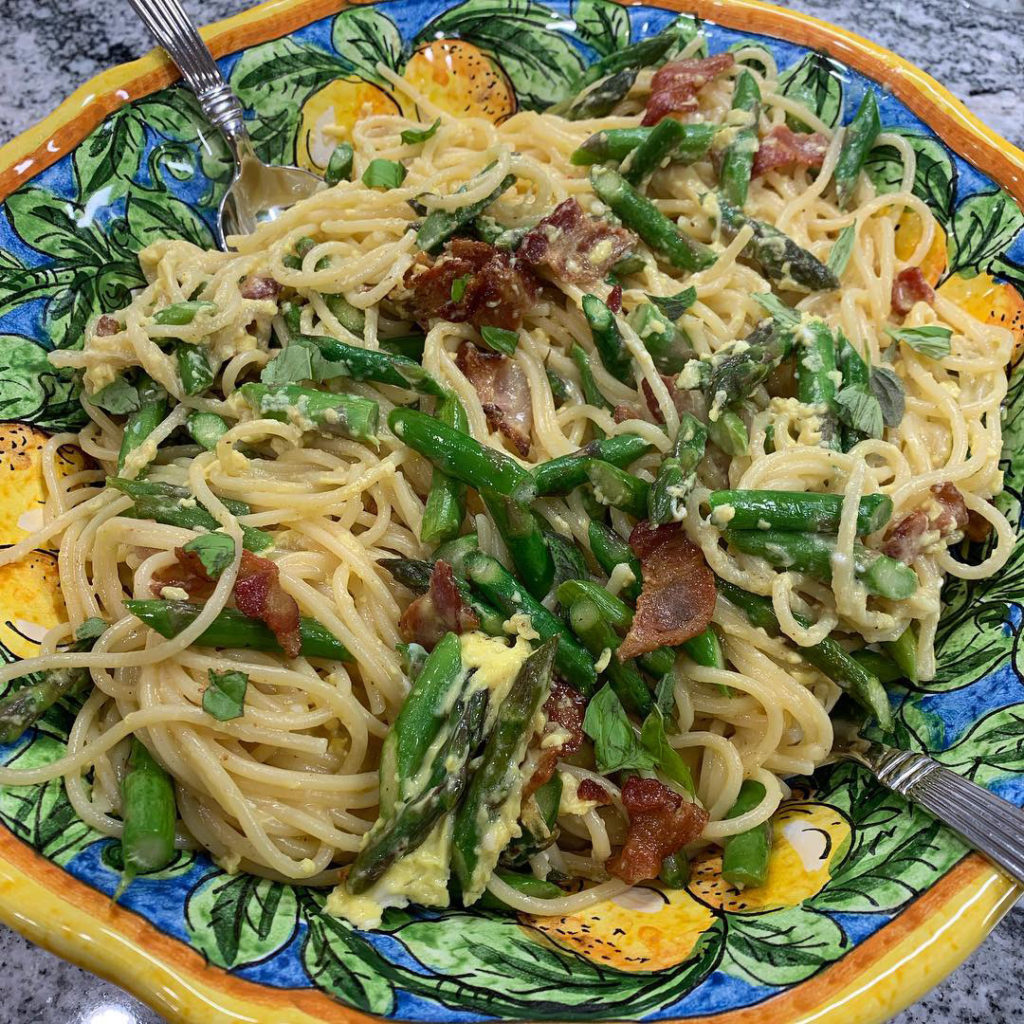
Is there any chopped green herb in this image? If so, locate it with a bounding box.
[835,386,884,439]
[582,683,656,774]
[89,376,140,415]
[884,324,952,359]
[325,142,354,186]
[361,159,407,190]
[648,287,697,321]
[75,617,108,641]
[870,365,906,427]
[479,325,519,355]
[639,707,695,793]
[450,274,471,303]
[203,669,248,721]
[401,118,442,145]
[181,533,236,579]
[753,292,801,328]
[828,224,856,276]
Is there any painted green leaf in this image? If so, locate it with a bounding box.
[300,899,397,1015]
[808,761,966,913]
[4,187,109,263]
[134,87,210,142]
[862,130,957,226]
[124,184,214,250]
[417,0,585,110]
[947,188,1024,277]
[569,0,631,58]
[722,905,849,987]
[331,7,404,83]
[72,106,147,201]
[929,599,1016,692]
[893,694,948,753]
[185,871,300,970]
[728,39,771,77]
[0,261,77,324]
[0,334,84,431]
[935,704,1024,787]
[778,52,843,131]
[45,272,103,351]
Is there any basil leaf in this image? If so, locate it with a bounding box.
[648,287,696,321]
[828,224,855,276]
[870,365,906,427]
[753,292,801,328]
[325,142,354,186]
[261,341,315,384]
[182,533,236,579]
[88,376,140,415]
[639,707,695,794]
[582,683,656,774]
[884,324,952,359]
[654,672,676,719]
[362,159,407,190]
[75,617,108,641]
[479,325,519,355]
[834,385,884,438]
[451,274,471,303]
[401,117,441,145]
[203,669,248,721]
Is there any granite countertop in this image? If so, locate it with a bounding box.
[0,0,1020,1021]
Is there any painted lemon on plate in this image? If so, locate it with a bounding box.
[0,550,65,661]
[402,41,516,124]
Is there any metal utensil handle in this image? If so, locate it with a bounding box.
[874,747,1024,887]
[126,0,250,156]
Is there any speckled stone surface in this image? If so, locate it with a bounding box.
[0,1,1019,1021]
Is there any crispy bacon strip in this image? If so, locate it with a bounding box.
[751,125,828,177]
[618,521,716,660]
[891,267,935,316]
[152,548,301,657]
[641,374,706,424]
[241,275,282,300]
[965,508,994,543]
[401,239,538,331]
[398,561,479,650]
[95,314,120,337]
[642,53,735,126]
[883,482,970,563]
[576,779,614,805]
[519,198,636,285]
[457,341,533,456]
[607,776,708,883]
[524,681,586,798]
[607,284,623,313]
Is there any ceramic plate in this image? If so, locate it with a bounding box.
[0,1,1021,1021]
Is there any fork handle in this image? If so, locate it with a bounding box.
[870,747,1024,887]
[126,0,251,158]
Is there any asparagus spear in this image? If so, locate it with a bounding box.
[850,649,904,684]
[834,90,881,209]
[795,320,841,450]
[713,193,839,292]
[659,850,690,888]
[715,579,893,729]
[884,624,919,683]
[590,167,716,273]
[707,410,749,456]
[324,294,366,336]
[626,302,691,374]
[588,521,642,601]
[572,124,716,167]
[721,780,771,889]
[118,738,177,893]
[725,528,918,599]
[117,374,168,475]
[587,461,650,519]
[570,342,612,417]
[176,344,215,396]
[562,69,637,121]
[186,411,228,451]
[452,640,557,903]
[571,22,682,91]
[837,331,872,450]
[582,294,632,380]
[482,491,554,600]
[477,871,564,911]
[545,529,589,593]
[421,394,469,545]
[649,413,707,525]
[623,117,697,186]
[416,172,517,253]
[325,141,354,185]
[380,333,427,360]
[125,600,351,661]
[239,383,379,442]
[153,300,216,326]
[532,434,652,495]
[719,70,761,208]
[707,490,893,535]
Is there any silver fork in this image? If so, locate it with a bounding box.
[832,719,1024,886]
[126,0,323,249]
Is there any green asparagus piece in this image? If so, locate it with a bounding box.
[416,172,516,253]
[465,552,596,692]
[587,460,650,519]
[453,640,557,903]
[498,773,562,869]
[107,477,273,553]
[588,521,642,601]
[186,411,228,451]
[421,394,469,545]
[714,193,839,292]
[482,491,554,600]
[850,649,904,684]
[546,529,589,593]
[477,871,564,912]
[649,413,707,525]
[388,407,532,497]
[568,596,652,716]
[117,375,168,475]
[715,579,893,729]
[240,383,378,442]
[698,320,794,416]
[325,141,354,185]
[590,167,716,272]
[623,117,696,186]
[684,626,725,671]
[721,780,772,889]
[720,70,761,208]
[570,342,612,416]
[323,294,367,337]
[837,330,873,450]
[562,69,638,121]
[119,738,177,884]
[795,319,841,450]
[546,368,571,406]
[884,624,919,684]
[379,557,434,592]
[125,600,351,661]
[556,578,633,630]
[153,300,216,326]
[659,850,690,888]
[725,528,918,599]
[707,490,893,535]
[582,294,632,380]
[532,434,651,495]
[176,344,215,396]
[834,90,881,210]
[707,410,749,456]
[432,533,481,575]
[627,302,691,374]
[572,22,682,91]
[379,333,427,360]
[572,124,716,167]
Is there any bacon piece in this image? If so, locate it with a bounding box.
[577,779,614,805]
[607,284,623,313]
[883,482,970,562]
[399,561,479,650]
[241,275,281,300]
[457,342,533,456]
[965,508,993,543]
[402,239,538,331]
[152,548,301,658]
[520,198,636,285]
[607,776,708,883]
[525,681,586,798]
[751,125,828,178]
[642,54,735,126]
[95,314,120,337]
[641,375,705,424]
[891,267,935,316]
[619,521,716,660]
[613,403,642,424]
